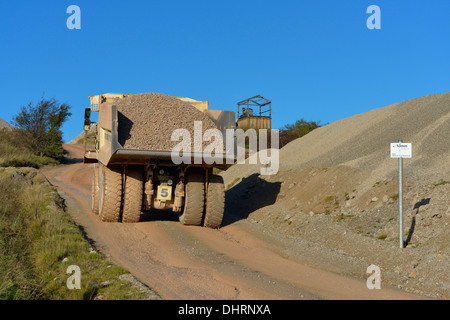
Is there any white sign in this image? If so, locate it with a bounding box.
[390,143,412,158]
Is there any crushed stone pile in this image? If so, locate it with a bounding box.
[279,91,450,183]
[115,93,218,151]
[222,91,450,185]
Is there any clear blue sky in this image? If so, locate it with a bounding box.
[1,0,449,142]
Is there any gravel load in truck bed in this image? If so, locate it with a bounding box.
[115,92,218,151]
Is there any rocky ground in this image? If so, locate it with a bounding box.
[223,170,449,299]
[221,92,450,299]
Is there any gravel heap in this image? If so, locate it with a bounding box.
[222,91,450,184]
[115,93,218,151]
[279,91,450,182]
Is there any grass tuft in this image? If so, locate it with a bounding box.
[0,171,159,300]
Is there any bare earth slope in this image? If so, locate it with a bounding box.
[41,145,425,300]
[280,91,450,182]
[39,92,449,299]
[221,92,450,298]
[0,118,14,130]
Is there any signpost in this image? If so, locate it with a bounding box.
[390,140,412,248]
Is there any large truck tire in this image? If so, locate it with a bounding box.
[99,165,123,223]
[179,169,205,226]
[122,167,143,223]
[91,163,100,215]
[203,175,225,229]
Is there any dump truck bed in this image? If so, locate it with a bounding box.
[85,101,236,170]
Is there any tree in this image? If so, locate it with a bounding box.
[12,96,71,161]
[279,118,322,148]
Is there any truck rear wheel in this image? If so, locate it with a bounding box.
[91,163,100,215]
[99,165,123,222]
[179,169,205,226]
[203,175,225,229]
[122,167,143,223]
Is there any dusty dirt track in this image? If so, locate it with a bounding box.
[41,144,425,300]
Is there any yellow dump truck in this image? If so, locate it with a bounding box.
[84,93,236,228]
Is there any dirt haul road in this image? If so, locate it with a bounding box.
[41,144,424,300]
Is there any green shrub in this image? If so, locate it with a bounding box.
[0,129,59,168]
[433,180,449,187]
[279,118,323,147]
[376,234,388,240]
[11,96,71,161]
